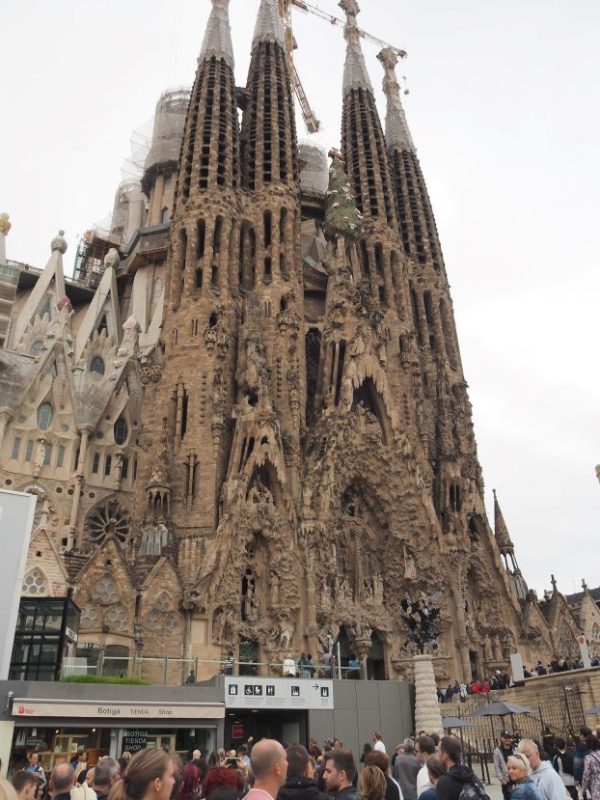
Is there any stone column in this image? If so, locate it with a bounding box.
[413,653,443,735]
[71,427,92,549]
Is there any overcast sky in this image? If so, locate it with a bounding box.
[2,0,599,597]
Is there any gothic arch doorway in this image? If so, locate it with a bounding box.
[239,637,259,676]
[367,631,386,680]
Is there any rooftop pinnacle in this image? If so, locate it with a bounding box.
[340,0,373,94]
[199,0,234,69]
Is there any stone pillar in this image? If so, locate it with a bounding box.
[71,428,91,548]
[413,653,443,735]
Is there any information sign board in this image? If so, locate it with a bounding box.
[225,677,334,710]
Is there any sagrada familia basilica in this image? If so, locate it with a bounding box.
[1,0,598,684]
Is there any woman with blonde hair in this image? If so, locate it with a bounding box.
[506,754,541,800]
[358,766,387,800]
[108,749,176,800]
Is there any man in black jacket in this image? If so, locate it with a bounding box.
[436,737,479,800]
[323,749,361,800]
[278,745,328,800]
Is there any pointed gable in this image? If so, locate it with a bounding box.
[12,231,67,347]
[24,528,69,597]
[75,250,122,362]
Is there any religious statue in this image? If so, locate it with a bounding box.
[403,544,417,579]
[270,571,280,607]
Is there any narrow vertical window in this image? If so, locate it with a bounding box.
[11,437,21,460]
[92,452,100,474]
[56,446,65,468]
[43,444,52,466]
[104,455,112,476]
[25,440,34,462]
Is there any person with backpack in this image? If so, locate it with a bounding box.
[436,736,489,800]
[551,738,576,800]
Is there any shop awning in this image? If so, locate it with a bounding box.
[12,698,225,720]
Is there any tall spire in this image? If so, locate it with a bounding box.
[176,0,240,203]
[199,0,234,69]
[493,489,514,555]
[378,47,414,152]
[241,0,298,191]
[339,1,397,228]
[340,0,373,94]
[380,47,443,268]
[253,0,285,47]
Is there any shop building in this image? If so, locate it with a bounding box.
[0,675,413,775]
[0,680,224,774]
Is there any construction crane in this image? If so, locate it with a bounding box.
[279,0,408,134]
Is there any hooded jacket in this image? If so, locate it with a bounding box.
[277,777,330,800]
[436,765,477,800]
[530,760,568,800]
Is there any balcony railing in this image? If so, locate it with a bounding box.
[60,655,361,685]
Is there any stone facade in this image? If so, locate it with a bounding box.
[0,0,591,684]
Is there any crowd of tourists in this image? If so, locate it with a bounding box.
[2,726,600,800]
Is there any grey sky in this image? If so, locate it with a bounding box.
[2,0,599,596]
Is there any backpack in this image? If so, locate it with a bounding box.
[459,778,491,800]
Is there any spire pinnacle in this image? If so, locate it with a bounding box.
[377,47,415,152]
[339,0,373,94]
[493,488,514,554]
[253,0,285,48]
[199,0,234,69]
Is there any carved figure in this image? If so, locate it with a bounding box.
[270,571,280,607]
[403,545,417,579]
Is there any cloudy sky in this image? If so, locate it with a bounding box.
[3,0,599,596]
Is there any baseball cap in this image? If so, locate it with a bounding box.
[501,731,511,738]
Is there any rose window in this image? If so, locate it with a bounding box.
[22,568,49,596]
[86,501,130,545]
[80,603,100,629]
[92,576,119,605]
[155,592,173,613]
[105,604,128,631]
[145,610,163,630]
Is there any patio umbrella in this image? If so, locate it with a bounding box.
[472,700,535,732]
[442,716,475,729]
[585,704,600,715]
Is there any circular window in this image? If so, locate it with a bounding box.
[92,576,119,605]
[30,341,44,356]
[114,418,128,445]
[80,603,100,630]
[90,357,105,376]
[86,500,130,545]
[22,567,49,596]
[105,604,128,631]
[37,403,54,430]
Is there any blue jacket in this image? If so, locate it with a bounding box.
[511,778,543,800]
